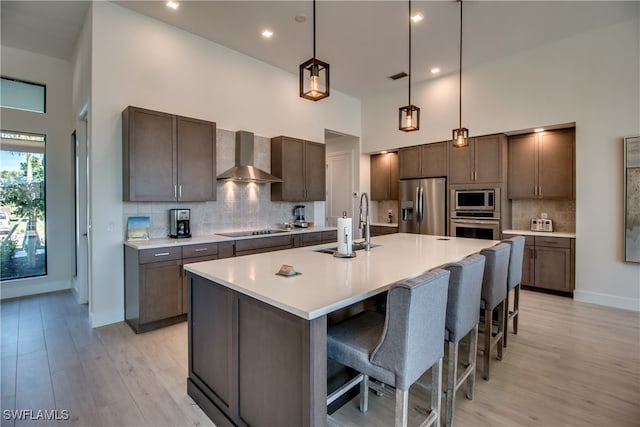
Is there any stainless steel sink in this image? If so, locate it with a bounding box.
[314,243,380,255]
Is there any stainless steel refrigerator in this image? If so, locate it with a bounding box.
[399,177,446,236]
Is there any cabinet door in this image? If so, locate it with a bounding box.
[139,260,182,324]
[474,134,504,184]
[522,245,535,286]
[371,154,391,201]
[421,142,447,178]
[538,129,574,199]
[177,116,216,202]
[399,146,421,179]
[508,133,537,199]
[534,246,571,291]
[123,107,176,201]
[271,137,305,201]
[448,142,474,184]
[305,141,326,201]
[388,152,399,200]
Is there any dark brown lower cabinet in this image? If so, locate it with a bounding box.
[187,274,326,427]
[504,234,575,293]
[370,225,399,237]
[125,246,184,333]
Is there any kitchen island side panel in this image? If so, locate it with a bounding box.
[187,273,327,427]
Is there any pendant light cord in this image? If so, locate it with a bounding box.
[408,0,412,106]
[313,0,316,59]
[458,0,463,129]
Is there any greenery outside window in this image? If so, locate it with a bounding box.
[0,130,47,280]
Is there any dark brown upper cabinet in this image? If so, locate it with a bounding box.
[508,128,574,200]
[398,142,447,179]
[270,136,326,201]
[370,152,399,201]
[448,134,507,185]
[122,106,216,202]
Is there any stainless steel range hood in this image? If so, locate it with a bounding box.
[216,131,282,183]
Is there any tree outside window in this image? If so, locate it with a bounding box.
[0,131,47,280]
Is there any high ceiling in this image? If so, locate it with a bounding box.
[1,1,635,98]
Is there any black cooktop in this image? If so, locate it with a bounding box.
[216,229,289,238]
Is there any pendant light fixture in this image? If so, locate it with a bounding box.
[399,0,420,132]
[452,0,469,147]
[299,0,329,101]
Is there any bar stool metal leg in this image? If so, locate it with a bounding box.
[466,324,478,400]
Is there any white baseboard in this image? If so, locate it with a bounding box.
[0,279,71,299]
[90,308,124,328]
[574,290,640,312]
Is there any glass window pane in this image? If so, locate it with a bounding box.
[0,77,46,113]
[1,130,47,280]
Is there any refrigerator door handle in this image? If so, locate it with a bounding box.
[415,186,421,223]
[418,187,425,223]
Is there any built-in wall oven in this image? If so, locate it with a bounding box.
[450,188,501,240]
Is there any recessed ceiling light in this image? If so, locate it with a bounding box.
[411,13,424,23]
[380,151,388,154]
[430,67,441,74]
[295,14,307,23]
[534,128,545,132]
[166,1,179,10]
[261,29,274,39]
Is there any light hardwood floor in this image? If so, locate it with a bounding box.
[1,289,638,427]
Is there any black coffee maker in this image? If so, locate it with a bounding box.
[293,205,308,228]
[169,209,191,238]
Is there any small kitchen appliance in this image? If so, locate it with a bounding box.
[169,209,191,238]
[531,218,553,232]
[293,205,308,228]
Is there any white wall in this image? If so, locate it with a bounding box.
[0,47,73,298]
[362,9,640,310]
[88,2,361,326]
[70,5,92,306]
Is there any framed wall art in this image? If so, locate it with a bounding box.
[624,135,640,263]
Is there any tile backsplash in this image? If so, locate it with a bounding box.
[123,128,314,239]
[511,199,575,232]
[371,200,399,224]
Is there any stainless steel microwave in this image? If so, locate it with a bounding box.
[454,189,497,211]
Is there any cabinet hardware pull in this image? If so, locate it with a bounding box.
[179,185,182,199]
[154,252,170,257]
[173,185,177,199]
[194,248,208,252]
[538,186,542,198]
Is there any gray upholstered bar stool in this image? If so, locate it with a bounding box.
[442,253,486,427]
[479,243,510,381]
[326,269,450,427]
[502,236,525,348]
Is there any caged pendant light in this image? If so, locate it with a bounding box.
[299,0,330,101]
[452,0,469,147]
[399,0,420,132]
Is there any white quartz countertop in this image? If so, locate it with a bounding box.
[503,229,576,238]
[124,226,338,250]
[185,233,498,320]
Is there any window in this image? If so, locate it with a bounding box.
[0,77,46,113]
[0,130,47,280]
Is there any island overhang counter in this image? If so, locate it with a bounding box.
[184,233,499,427]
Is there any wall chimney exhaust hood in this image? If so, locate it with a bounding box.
[216,131,283,183]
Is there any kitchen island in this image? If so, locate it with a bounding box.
[184,233,498,427]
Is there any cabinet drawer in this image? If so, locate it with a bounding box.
[322,231,338,242]
[139,246,182,264]
[235,235,294,253]
[534,236,571,248]
[183,243,219,259]
[302,232,323,245]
